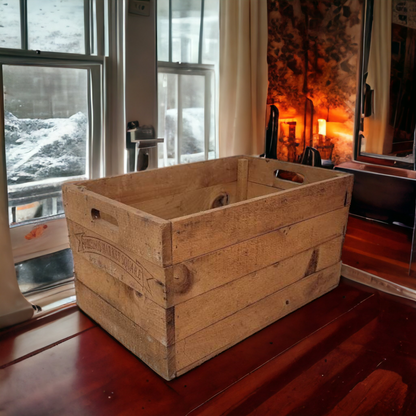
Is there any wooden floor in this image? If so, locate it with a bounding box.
[1,278,416,415]
[343,215,416,291]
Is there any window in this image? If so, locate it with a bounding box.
[5,65,90,224]
[157,0,219,167]
[0,0,105,295]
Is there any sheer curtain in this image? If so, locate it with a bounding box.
[0,103,34,329]
[218,0,268,156]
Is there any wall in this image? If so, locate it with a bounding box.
[267,0,363,164]
[125,0,158,128]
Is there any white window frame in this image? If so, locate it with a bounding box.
[157,0,219,164]
[158,62,215,164]
[0,1,106,266]
[1,58,103,264]
[0,0,128,326]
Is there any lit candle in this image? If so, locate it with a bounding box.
[318,119,327,136]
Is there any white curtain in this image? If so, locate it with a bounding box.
[364,0,392,155]
[219,0,268,156]
[0,89,34,329]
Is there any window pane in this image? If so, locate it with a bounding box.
[180,74,205,163]
[202,0,219,65]
[16,248,74,294]
[158,72,178,167]
[157,0,169,62]
[27,0,85,54]
[172,0,201,63]
[0,0,21,49]
[158,71,216,166]
[4,65,89,224]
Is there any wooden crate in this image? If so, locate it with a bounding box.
[62,156,353,380]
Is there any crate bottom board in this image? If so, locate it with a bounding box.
[76,263,341,381]
[76,280,176,380]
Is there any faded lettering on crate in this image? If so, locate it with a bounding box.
[76,233,144,290]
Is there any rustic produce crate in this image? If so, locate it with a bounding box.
[62,156,353,380]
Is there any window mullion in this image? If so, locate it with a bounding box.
[84,0,91,55]
[169,0,172,62]
[198,0,205,64]
[90,0,95,55]
[204,72,211,160]
[177,74,182,164]
[163,74,169,167]
[90,66,102,179]
[95,0,105,57]
[19,0,28,50]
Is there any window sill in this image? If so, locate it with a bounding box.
[26,279,76,319]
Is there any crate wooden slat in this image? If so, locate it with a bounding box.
[63,155,353,380]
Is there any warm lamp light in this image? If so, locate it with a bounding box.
[318,119,326,136]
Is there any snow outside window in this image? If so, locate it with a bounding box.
[156,0,219,167]
[0,0,105,295]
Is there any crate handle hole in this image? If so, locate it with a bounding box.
[91,208,119,228]
[211,193,229,209]
[274,169,304,184]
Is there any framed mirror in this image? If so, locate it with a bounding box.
[354,0,416,170]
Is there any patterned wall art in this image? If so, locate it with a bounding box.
[267,0,363,164]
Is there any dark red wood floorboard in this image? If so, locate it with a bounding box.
[0,280,374,416]
[1,279,416,416]
[0,327,185,416]
[346,215,413,244]
[168,281,374,406]
[0,307,95,368]
[190,293,380,415]
[252,292,416,416]
[244,324,382,416]
[342,215,416,289]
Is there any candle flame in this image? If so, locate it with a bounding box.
[318,119,326,136]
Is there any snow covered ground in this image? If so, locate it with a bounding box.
[164,107,205,157]
[5,108,214,186]
[158,107,217,166]
[5,111,87,186]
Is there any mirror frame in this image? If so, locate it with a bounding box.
[353,0,416,170]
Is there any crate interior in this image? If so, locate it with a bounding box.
[80,157,340,220]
